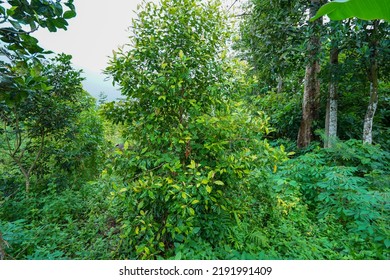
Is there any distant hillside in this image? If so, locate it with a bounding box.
[81,68,123,101]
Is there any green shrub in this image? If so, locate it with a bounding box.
[275,140,390,259]
[0,181,118,260]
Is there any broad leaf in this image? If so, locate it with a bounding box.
[311,0,390,22]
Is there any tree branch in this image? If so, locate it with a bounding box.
[0,26,40,35]
[233,12,251,17]
[27,129,45,180]
[228,0,239,12]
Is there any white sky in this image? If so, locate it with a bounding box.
[36,0,151,74]
[34,0,241,100]
[34,0,155,99]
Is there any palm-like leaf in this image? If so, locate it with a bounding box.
[311,0,390,22]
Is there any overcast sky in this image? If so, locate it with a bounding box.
[34,0,152,100]
[34,0,241,101]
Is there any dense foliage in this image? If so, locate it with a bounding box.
[0,0,76,58]
[0,0,389,260]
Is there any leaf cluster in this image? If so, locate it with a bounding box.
[275,140,390,258]
[0,0,76,58]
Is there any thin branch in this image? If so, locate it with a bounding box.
[228,0,239,12]
[234,12,251,17]
[0,26,39,35]
[26,130,46,185]
[0,47,16,61]
[3,122,12,157]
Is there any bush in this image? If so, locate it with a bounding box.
[102,101,289,259]
[0,182,118,260]
[275,140,390,259]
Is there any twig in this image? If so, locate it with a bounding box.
[228,0,239,11]
[0,26,39,35]
[234,12,251,17]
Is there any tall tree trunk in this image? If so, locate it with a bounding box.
[324,46,339,148]
[277,75,283,93]
[363,21,379,145]
[297,0,323,148]
[363,69,378,144]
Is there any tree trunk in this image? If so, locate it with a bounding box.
[0,232,7,260]
[363,21,379,145]
[324,46,339,148]
[298,63,320,148]
[6,128,46,193]
[297,0,323,148]
[277,75,283,93]
[25,176,31,193]
[363,78,378,144]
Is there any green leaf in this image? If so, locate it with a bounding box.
[214,180,224,186]
[148,190,155,199]
[188,207,195,216]
[187,160,196,169]
[45,20,57,32]
[53,2,63,16]
[7,6,17,16]
[53,18,68,29]
[311,0,390,22]
[63,10,77,19]
[9,19,22,30]
[20,34,39,45]
[175,252,182,260]
[178,49,184,60]
[137,201,144,210]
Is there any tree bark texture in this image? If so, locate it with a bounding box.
[363,80,378,144]
[363,21,379,145]
[297,0,323,148]
[277,75,283,93]
[324,47,339,148]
